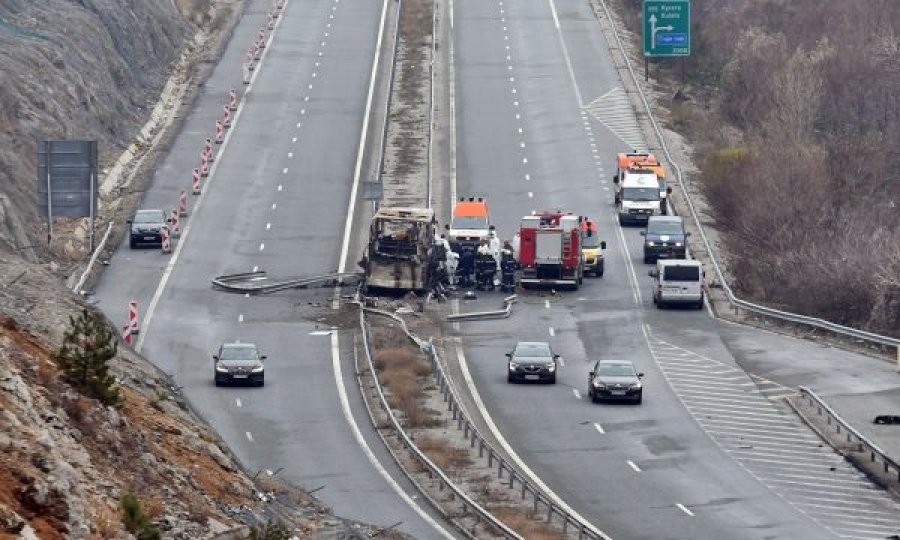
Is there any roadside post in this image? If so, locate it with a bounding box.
[642,0,691,81]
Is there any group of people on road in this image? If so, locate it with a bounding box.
[430,230,517,293]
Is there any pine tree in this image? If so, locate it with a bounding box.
[54,308,121,406]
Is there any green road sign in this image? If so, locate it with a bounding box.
[643,0,690,57]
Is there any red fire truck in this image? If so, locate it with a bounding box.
[517,211,585,289]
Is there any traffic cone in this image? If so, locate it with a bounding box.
[161,225,171,254]
[192,168,201,195]
[257,29,266,49]
[270,5,280,19]
[200,152,209,177]
[128,300,139,335]
[215,120,224,144]
[246,47,256,71]
[229,88,238,111]
[122,321,133,346]
[222,105,232,128]
[242,63,252,85]
[170,208,181,238]
[204,138,214,163]
[253,44,262,61]
[275,0,284,10]
[179,190,188,216]
[267,13,275,30]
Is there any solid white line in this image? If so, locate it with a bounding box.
[338,0,388,273]
[613,213,642,305]
[594,423,605,434]
[235,398,242,408]
[455,343,611,538]
[676,503,694,516]
[626,460,641,472]
[763,477,881,493]
[547,0,582,107]
[330,332,453,538]
[245,431,254,442]
[572,388,581,400]
[134,0,288,352]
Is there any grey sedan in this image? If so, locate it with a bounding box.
[507,341,558,384]
[214,342,266,387]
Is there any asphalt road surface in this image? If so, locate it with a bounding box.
[93,1,454,537]
[451,0,900,538]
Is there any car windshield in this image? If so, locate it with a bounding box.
[513,342,551,357]
[220,345,258,361]
[596,363,636,377]
[582,234,601,248]
[663,265,700,281]
[452,216,488,230]
[647,221,684,235]
[134,210,164,224]
[621,187,659,201]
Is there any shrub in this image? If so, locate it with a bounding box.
[53,309,120,406]
[120,494,161,540]
[249,520,293,540]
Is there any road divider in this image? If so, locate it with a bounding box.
[127,300,140,335]
[161,226,171,255]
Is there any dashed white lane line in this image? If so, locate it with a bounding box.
[266,222,271,230]
[287,152,293,158]
[271,203,277,210]
[277,184,283,191]
[626,460,641,473]
[238,313,244,323]
[292,136,297,142]
[524,173,530,180]
[245,431,254,443]
[549,327,555,337]
[594,423,605,434]
[676,503,694,517]
[528,191,533,198]
[545,299,551,309]
[235,398,242,408]
[252,265,258,272]
[282,168,288,174]
[572,388,582,400]
[259,242,265,251]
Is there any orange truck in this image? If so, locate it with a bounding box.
[446,197,492,251]
[614,152,669,214]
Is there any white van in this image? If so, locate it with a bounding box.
[649,259,704,309]
[614,171,663,225]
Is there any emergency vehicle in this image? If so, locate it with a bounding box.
[580,218,607,277]
[614,152,669,214]
[614,170,663,225]
[446,197,492,252]
[517,211,585,289]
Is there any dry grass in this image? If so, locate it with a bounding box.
[374,345,434,428]
[92,503,119,539]
[415,436,473,470]
[490,507,564,540]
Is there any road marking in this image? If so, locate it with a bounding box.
[259,243,265,251]
[271,203,277,210]
[235,398,242,408]
[312,72,318,78]
[548,327,555,336]
[238,313,244,323]
[301,108,306,115]
[572,388,581,400]
[612,213,642,305]
[548,0,583,107]
[287,152,293,158]
[245,431,254,442]
[524,173,530,180]
[277,184,283,191]
[545,299,551,309]
[676,503,694,516]
[594,423,605,434]
[331,331,454,538]
[626,460,641,472]
[455,342,611,539]
[282,168,288,174]
[292,136,297,142]
[527,191,533,198]
[266,222,271,230]
[252,265,258,272]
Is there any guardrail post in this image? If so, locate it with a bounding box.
[508,470,515,488]
[578,522,585,538]
[463,420,469,439]
[521,482,527,499]
[562,515,568,534]
[896,346,900,372]
[533,493,539,515]
[479,439,485,458]
[487,448,493,468]
[546,502,554,523]
[498,462,504,480]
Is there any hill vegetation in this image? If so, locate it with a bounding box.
[620,0,900,336]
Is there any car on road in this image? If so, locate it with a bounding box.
[649,259,705,309]
[507,341,558,384]
[213,342,266,387]
[641,216,687,263]
[128,209,168,249]
[587,360,643,403]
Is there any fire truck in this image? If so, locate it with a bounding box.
[516,211,585,289]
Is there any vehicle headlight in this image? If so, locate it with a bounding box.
[646,241,656,246]
[592,380,606,388]
[675,242,683,247]
[631,382,643,390]
[251,365,264,373]
[547,363,556,372]
[215,365,229,373]
[508,362,519,371]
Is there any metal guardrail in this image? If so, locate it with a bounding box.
[211,270,362,294]
[364,307,607,539]
[594,0,900,351]
[72,221,114,295]
[446,294,517,321]
[798,386,900,483]
[358,307,522,539]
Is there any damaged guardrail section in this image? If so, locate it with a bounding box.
[363,307,608,539]
[446,295,517,322]
[211,270,362,294]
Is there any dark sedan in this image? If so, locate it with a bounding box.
[641,216,688,264]
[214,342,266,387]
[588,360,643,403]
[128,209,168,248]
[507,341,558,384]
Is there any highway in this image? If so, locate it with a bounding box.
[451,0,900,538]
[93,1,453,537]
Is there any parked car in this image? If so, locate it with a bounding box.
[640,216,687,263]
[213,342,266,387]
[649,259,704,309]
[507,341,558,384]
[128,209,168,249]
[587,360,643,404]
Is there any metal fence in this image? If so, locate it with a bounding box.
[362,307,609,539]
[594,0,900,352]
[798,387,900,483]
